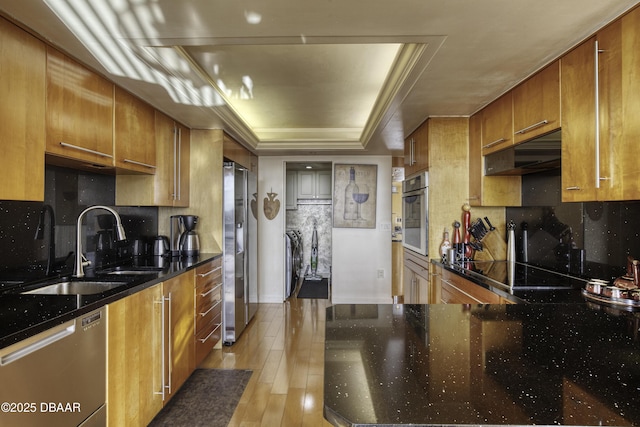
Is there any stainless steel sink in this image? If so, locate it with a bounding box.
[22,280,129,295]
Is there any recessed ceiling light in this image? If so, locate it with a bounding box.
[306,165,312,169]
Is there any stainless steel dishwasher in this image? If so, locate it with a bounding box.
[0,308,106,427]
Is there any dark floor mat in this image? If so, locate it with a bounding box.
[149,369,252,426]
[297,278,329,299]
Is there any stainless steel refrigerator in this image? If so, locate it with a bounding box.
[222,161,258,344]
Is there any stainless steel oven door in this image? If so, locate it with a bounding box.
[402,187,428,255]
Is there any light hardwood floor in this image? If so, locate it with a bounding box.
[200,297,334,426]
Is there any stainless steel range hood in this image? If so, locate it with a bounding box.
[485,130,561,176]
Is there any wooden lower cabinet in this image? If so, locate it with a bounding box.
[106,271,196,426]
[163,272,196,402]
[194,257,223,366]
[438,266,502,304]
[107,284,163,427]
[403,250,430,303]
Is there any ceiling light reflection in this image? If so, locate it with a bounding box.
[244,10,262,24]
[44,0,226,108]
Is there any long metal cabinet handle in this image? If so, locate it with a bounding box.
[166,292,172,394]
[410,138,416,165]
[173,127,178,200]
[154,297,166,400]
[198,323,221,343]
[199,300,220,317]
[123,158,156,169]
[177,128,182,201]
[60,142,113,158]
[200,284,222,298]
[595,40,601,189]
[0,321,75,366]
[482,138,506,149]
[565,186,581,191]
[514,120,549,135]
[198,266,222,278]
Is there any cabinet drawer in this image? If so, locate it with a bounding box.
[196,295,222,333]
[195,283,222,313]
[441,279,481,304]
[194,317,221,365]
[195,259,222,291]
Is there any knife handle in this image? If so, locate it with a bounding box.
[484,216,496,231]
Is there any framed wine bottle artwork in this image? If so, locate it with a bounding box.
[332,164,377,228]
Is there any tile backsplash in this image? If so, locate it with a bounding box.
[0,165,158,280]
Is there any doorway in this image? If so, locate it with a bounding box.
[285,162,333,297]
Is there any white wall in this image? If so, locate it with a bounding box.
[258,156,393,304]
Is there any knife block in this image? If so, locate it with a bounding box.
[474,230,507,261]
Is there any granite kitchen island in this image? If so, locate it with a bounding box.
[324,303,640,426]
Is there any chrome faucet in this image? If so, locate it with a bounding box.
[74,206,127,278]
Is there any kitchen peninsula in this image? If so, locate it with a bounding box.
[324,303,640,426]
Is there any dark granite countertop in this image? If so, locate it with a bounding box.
[0,253,221,349]
[324,303,640,426]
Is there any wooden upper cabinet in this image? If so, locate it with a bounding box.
[404,120,429,177]
[561,6,640,201]
[481,92,513,155]
[154,111,190,207]
[0,17,46,201]
[468,113,521,207]
[512,60,561,144]
[560,37,598,202]
[45,46,114,166]
[115,111,190,206]
[223,133,256,172]
[114,87,156,174]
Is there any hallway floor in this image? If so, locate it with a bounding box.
[200,297,333,426]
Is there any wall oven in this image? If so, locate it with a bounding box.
[402,172,429,256]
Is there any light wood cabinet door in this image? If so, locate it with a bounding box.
[561,7,640,202]
[597,8,640,201]
[561,37,598,201]
[404,120,429,176]
[116,111,190,206]
[155,115,190,206]
[107,284,163,427]
[163,272,195,403]
[481,92,513,155]
[0,17,46,201]
[468,112,521,206]
[114,87,156,174]
[512,60,561,144]
[45,46,114,166]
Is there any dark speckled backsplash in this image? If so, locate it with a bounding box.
[506,170,640,278]
[0,165,158,281]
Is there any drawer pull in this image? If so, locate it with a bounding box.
[198,265,222,278]
[200,283,222,298]
[514,119,549,135]
[199,304,217,317]
[565,186,581,191]
[199,323,221,343]
[200,300,221,317]
[123,158,156,169]
[60,142,113,158]
[482,138,506,149]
